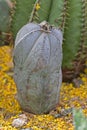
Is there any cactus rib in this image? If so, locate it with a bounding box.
[48,0,64,27]
[60,0,69,32]
[63,0,83,68]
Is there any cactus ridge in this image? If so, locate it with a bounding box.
[59,0,69,32]
[47,0,64,27]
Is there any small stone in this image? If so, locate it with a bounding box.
[12,114,27,128]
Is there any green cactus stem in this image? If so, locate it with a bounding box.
[0,0,10,32]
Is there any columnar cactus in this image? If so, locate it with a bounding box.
[12,0,87,80]
[13,21,63,114]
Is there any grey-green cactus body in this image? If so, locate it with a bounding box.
[13,22,63,114]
